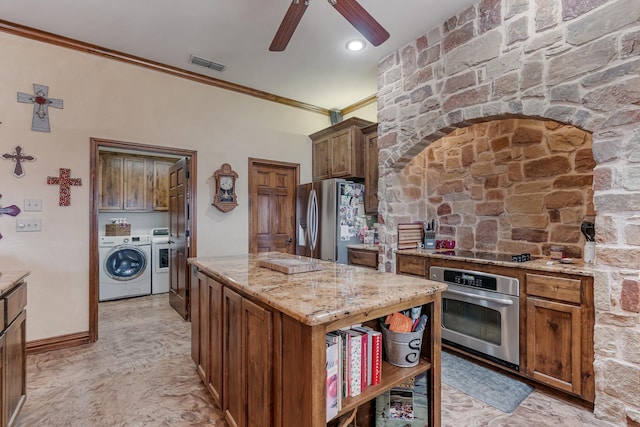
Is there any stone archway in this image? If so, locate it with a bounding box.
[375,0,640,424]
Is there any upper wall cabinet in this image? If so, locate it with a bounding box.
[363,123,379,214]
[310,117,373,181]
[99,153,175,212]
[152,160,172,211]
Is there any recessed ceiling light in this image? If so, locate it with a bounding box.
[345,39,366,52]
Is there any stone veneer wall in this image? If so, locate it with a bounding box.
[374,0,640,424]
[419,119,595,257]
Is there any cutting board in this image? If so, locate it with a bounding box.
[258,258,322,274]
[397,222,424,249]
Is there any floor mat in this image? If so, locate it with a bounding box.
[441,351,533,413]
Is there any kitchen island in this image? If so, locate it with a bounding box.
[188,252,447,427]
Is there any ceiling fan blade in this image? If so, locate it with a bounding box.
[269,0,309,52]
[330,0,390,46]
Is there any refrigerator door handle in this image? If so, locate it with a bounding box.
[307,189,319,251]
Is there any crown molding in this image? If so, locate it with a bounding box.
[0,19,335,116]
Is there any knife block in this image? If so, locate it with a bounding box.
[424,238,436,250]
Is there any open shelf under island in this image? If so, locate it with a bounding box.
[188,252,447,427]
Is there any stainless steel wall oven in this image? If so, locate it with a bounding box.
[430,266,520,371]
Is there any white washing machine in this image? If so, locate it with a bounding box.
[99,234,152,301]
[150,228,170,294]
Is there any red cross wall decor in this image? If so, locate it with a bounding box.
[47,168,81,206]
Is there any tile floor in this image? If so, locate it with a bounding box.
[17,294,612,426]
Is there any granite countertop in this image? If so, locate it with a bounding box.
[0,270,30,295]
[346,244,380,251]
[189,252,447,327]
[397,248,596,276]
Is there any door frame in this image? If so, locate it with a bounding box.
[247,158,300,253]
[89,137,197,342]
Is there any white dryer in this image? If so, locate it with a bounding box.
[150,228,170,294]
[99,234,152,301]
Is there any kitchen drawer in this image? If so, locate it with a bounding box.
[5,281,27,327]
[396,254,427,277]
[526,273,581,304]
[348,248,378,269]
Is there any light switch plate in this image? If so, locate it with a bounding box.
[16,219,41,232]
[24,199,42,212]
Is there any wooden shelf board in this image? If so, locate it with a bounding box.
[332,358,432,421]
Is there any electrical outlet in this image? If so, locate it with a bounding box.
[24,199,42,212]
[16,219,41,232]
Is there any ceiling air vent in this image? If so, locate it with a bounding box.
[189,55,226,72]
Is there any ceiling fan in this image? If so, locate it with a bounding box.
[269,0,390,52]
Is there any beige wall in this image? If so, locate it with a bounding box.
[0,31,374,341]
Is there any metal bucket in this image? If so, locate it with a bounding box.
[380,323,425,367]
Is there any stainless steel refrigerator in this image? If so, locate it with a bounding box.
[296,178,366,264]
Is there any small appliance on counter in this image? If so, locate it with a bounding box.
[581,221,596,263]
[423,219,436,250]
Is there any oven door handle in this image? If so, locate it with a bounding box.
[447,289,514,305]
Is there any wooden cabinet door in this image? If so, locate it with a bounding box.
[169,158,190,320]
[312,138,331,181]
[196,273,208,383]
[207,277,223,408]
[4,310,26,427]
[329,128,353,178]
[152,160,173,211]
[223,287,243,427]
[0,330,4,427]
[190,267,200,365]
[396,254,427,277]
[242,297,273,427]
[223,287,273,427]
[99,154,174,212]
[364,127,379,214]
[310,118,371,181]
[348,248,378,269]
[526,297,582,395]
[249,160,298,254]
[123,157,147,210]
[98,155,124,210]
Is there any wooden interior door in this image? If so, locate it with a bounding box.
[169,157,191,319]
[248,158,299,253]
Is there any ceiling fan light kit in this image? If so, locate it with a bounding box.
[346,39,365,51]
[269,0,390,52]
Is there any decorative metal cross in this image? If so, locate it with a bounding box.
[17,84,63,132]
[0,194,21,240]
[47,168,82,206]
[2,145,36,178]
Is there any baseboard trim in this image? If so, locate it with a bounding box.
[26,331,91,355]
